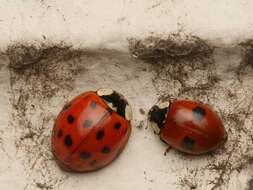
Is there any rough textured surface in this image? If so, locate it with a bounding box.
[0,1,253,189]
[0,38,252,189]
[1,0,253,51]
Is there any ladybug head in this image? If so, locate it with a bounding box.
[97,88,132,121]
[148,101,169,134]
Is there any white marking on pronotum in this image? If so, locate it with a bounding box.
[97,88,113,96]
[125,104,132,121]
[97,88,115,111]
[108,102,117,112]
[156,101,169,109]
[149,121,161,135]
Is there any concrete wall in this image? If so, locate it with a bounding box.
[0,0,253,50]
[0,1,253,190]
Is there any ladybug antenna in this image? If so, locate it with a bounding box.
[97,88,132,121]
[148,102,169,134]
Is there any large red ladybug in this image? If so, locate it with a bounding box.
[148,100,227,155]
[51,89,132,172]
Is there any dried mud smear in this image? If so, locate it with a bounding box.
[130,35,253,190]
[129,35,217,97]
[8,44,85,189]
[240,39,253,67]
[248,179,253,190]
[7,44,71,69]
[129,35,213,63]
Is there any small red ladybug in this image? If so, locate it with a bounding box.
[148,100,227,155]
[51,88,132,172]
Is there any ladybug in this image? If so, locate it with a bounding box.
[148,100,227,155]
[51,88,132,172]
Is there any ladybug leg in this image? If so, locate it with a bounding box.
[164,146,172,156]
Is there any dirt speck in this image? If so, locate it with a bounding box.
[36,182,53,190]
[136,120,145,129]
[139,108,146,115]
[143,171,154,183]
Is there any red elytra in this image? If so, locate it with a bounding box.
[149,100,227,155]
[51,89,132,172]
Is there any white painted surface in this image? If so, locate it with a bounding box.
[0,1,253,190]
[0,0,253,51]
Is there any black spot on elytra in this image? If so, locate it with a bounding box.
[192,106,206,121]
[182,136,195,150]
[148,105,168,130]
[89,160,97,166]
[67,115,75,124]
[64,135,72,147]
[114,122,121,130]
[80,152,91,160]
[99,91,128,119]
[83,120,92,128]
[57,130,63,138]
[101,146,110,154]
[96,130,105,140]
[90,101,97,109]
